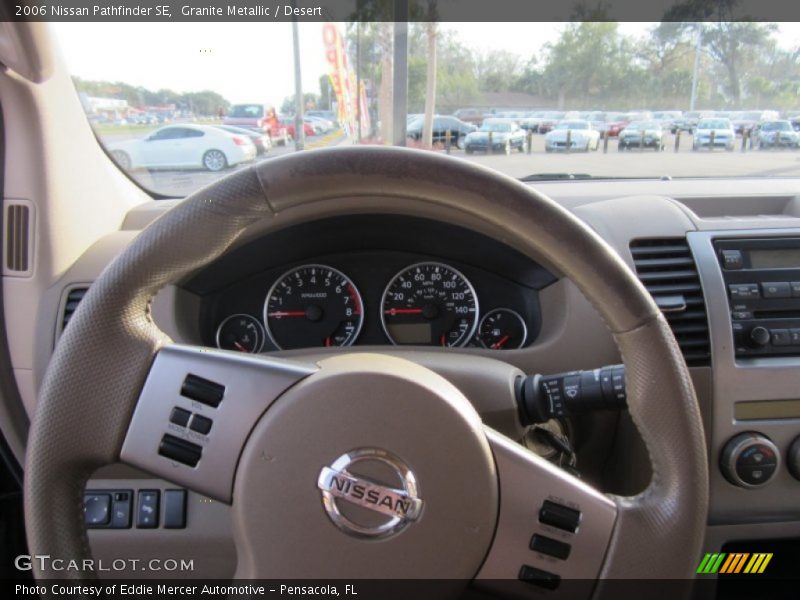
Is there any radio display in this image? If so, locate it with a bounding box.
[749,248,800,269]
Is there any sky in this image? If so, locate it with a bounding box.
[50,22,800,109]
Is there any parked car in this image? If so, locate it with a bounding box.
[278,116,315,139]
[305,115,335,133]
[618,121,669,151]
[519,111,548,132]
[452,108,486,126]
[407,115,477,147]
[107,124,256,172]
[733,110,780,135]
[692,118,735,151]
[213,125,272,155]
[535,111,566,134]
[463,119,526,154]
[545,120,601,152]
[223,103,289,144]
[755,120,800,149]
[672,110,706,133]
[305,109,338,125]
[602,113,630,137]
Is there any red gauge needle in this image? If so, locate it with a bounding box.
[233,341,248,352]
[491,335,511,350]
[324,336,333,347]
[268,311,306,317]
[440,334,447,347]
[385,308,424,315]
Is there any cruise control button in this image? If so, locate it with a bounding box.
[762,282,791,299]
[519,565,561,590]
[530,534,571,560]
[181,374,225,408]
[539,500,580,533]
[189,414,213,435]
[169,407,191,427]
[158,434,202,467]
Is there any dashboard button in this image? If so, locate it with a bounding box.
[519,565,560,590]
[163,489,187,529]
[169,407,191,427]
[721,250,744,270]
[539,500,580,533]
[791,282,800,298]
[790,329,800,345]
[530,534,571,560]
[762,282,791,299]
[771,329,791,346]
[111,491,132,529]
[136,491,159,529]
[83,493,111,526]
[729,284,759,300]
[158,434,202,467]
[736,463,777,486]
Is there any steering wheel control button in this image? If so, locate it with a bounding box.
[163,489,188,529]
[539,500,581,533]
[136,490,160,528]
[530,534,571,560]
[317,448,423,539]
[180,373,225,408]
[158,433,202,467]
[720,432,780,489]
[189,414,213,435]
[169,406,191,427]
[83,493,111,527]
[518,565,561,590]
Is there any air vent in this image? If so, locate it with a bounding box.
[3,200,34,276]
[630,238,711,367]
[60,286,89,334]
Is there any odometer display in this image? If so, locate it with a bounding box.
[381,262,479,347]
[264,265,364,350]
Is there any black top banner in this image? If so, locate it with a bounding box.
[5,0,800,22]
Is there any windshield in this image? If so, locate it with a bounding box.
[761,121,792,131]
[53,20,800,196]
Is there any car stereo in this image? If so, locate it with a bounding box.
[715,238,800,358]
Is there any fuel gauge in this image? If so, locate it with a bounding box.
[215,314,265,353]
[477,308,527,350]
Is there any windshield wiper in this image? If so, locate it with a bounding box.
[518,172,597,182]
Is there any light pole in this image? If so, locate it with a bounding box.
[689,23,702,111]
[291,3,305,151]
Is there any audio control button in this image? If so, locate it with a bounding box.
[771,329,791,346]
[729,284,760,300]
[762,282,791,299]
[791,282,800,298]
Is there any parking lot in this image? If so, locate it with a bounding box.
[113,130,800,197]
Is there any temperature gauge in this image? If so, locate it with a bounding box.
[477,308,527,350]
[215,314,266,353]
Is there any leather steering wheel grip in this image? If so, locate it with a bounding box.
[24,146,708,581]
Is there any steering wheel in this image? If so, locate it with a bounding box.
[24,147,707,592]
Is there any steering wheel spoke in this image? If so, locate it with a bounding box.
[120,344,315,502]
[475,427,616,596]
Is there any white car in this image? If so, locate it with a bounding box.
[545,120,601,152]
[107,124,257,172]
[692,118,736,151]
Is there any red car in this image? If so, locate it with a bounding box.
[279,116,315,139]
[603,113,630,137]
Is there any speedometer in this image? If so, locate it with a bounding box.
[263,264,364,350]
[381,262,479,347]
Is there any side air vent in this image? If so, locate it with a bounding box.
[3,200,34,276]
[60,286,89,334]
[630,238,711,367]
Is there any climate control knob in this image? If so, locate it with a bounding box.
[720,432,779,488]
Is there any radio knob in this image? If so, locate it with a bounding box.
[749,326,771,347]
[720,432,780,489]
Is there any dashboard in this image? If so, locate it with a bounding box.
[187,215,557,353]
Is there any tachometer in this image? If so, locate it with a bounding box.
[381,262,478,347]
[263,265,364,350]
